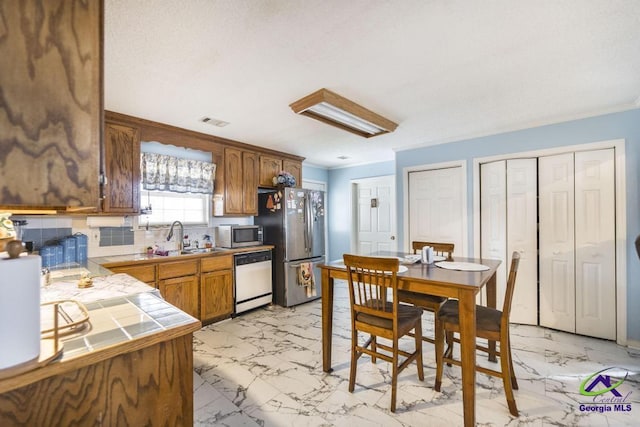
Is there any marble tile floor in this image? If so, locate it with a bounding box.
[192,286,640,426]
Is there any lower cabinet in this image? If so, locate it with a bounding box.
[158,275,200,319]
[158,259,200,319]
[108,264,156,287]
[200,256,233,323]
[106,255,236,323]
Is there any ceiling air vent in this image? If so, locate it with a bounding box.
[200,116,229,127]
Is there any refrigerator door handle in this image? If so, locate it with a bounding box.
[306,193,313,257]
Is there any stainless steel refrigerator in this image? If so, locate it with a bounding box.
[256,188,325,307]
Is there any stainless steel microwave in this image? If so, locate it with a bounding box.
[215,225,263,248]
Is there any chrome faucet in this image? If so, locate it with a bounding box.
[166,221,184,251]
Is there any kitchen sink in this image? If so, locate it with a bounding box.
[180,248,225,255]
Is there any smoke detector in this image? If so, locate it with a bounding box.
[200,116,229,127]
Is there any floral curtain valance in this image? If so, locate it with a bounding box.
[141,153,216,194]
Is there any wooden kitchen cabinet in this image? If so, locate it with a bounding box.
[282,159,302,187]
[200,255,234,323]
[108,264,156,287]
[103,121,141,213]
[224,148,258,215]
[259,155,282,187]
[158,260,200,318]
[0,0,102,210]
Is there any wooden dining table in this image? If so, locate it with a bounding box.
[319,252,501,427]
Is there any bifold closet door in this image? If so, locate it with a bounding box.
[506,159,538,324]
[574,149,615,339]
[539,149,615,339]
[539,153,576,333]
[480,159,537,324]
[480,161,507,307]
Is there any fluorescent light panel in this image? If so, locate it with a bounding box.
[290,89,398,138]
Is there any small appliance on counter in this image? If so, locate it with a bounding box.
[255,188,325,307]
[215,224,263,248]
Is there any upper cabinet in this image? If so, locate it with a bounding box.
[259,156,302,188]
[103,121,141,214]
[259,155,282,187]
[224,148,258,215]
[283,159,302,188]
[0,1,103,210]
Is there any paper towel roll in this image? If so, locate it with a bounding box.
[0,255,41,370]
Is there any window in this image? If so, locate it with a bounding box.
[140,189,210,226]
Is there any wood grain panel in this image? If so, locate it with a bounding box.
[201,255,233,272]
[224,147,243,214]
[0,334,194,426]
[159,276,200,319]
[103,122,140,213]
[109,264,156,284]
[0,0,102,208]
[259,155,282,187]
[283,159,302,188]
[200,269,233,322]
[243,151,258,214]
[158,259,199,280]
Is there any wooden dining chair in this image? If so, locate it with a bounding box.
[434,252,521,417]
[398,241,455,350]
[343,254,424,412]
[411,241,455,260]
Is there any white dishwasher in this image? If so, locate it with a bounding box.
[234,250,273,314]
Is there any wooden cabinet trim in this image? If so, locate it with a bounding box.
[201,255,233,272]
[158,260,199,280]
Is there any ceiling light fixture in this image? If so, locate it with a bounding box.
[289,88,398,138]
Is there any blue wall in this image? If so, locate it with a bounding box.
[301,164,329,183]
[326,161,395,261]
[314,109,639,340]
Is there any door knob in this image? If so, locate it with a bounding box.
[390,236,395,240]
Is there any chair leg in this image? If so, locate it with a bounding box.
[348,328,358,393]
[507,334,519,390]
[414,321,424,381]
[391,341,398,412]
[445,330,454,367]
[371,335,377,364]
[500,333,518,417]
[434,319,444,392]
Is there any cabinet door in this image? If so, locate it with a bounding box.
[259,155,282,187]
[159,275,199,319]
[103,123,141,213]
[0,1,101,209]
[282,159,302,188]
[224,148,244,214]
[243,151,258,214]
[200,269,233,321]
[109,264,156,287]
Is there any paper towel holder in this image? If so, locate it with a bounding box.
[0,302,64,381]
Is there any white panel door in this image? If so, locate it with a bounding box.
[506,158,538,325]
[539,153,576,333]
[355,176,396,254]
[480,160,507,307]
[409,167,464,255]
[574,149,616,339]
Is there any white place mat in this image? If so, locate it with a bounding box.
[434,261,490,271]
[432,255,447,262]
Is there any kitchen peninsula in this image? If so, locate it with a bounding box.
[0,265,201,426]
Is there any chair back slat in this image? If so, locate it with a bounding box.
[411,241,455,259]
[343,254,400,320]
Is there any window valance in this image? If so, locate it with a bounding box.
[141,153,215,194]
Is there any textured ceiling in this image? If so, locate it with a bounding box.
[105,0,640,168]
